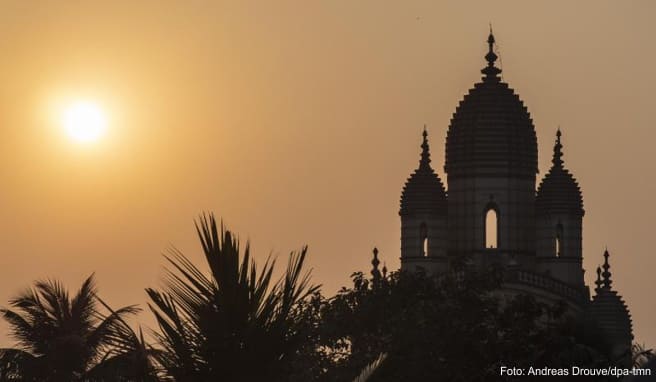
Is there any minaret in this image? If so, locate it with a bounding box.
[399,127,448,273]
[536,130,585,287]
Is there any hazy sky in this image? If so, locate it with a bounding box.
[0,1,654,346]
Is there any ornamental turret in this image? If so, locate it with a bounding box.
[586,250,633,366]
[400,128,448,273]
[536,130,585,286]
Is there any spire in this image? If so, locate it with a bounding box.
[601,248,613,290]
[552,128,564,168]
[400,124,447,216]
[371,247,382,283]
[481,27,502,81]
[419,125,432,171]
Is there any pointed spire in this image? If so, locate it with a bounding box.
[371,247,382,284]
[419,125,432,171]
[601,248,613,289]
[481,26,502,81]
[552,128,564,168]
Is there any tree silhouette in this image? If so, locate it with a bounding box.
[0,274,148,381]
[317,268,617,382]
[146,213,319,381]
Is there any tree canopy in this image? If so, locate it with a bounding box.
[315,268,619,381]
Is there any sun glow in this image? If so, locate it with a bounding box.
[62,101,108,143]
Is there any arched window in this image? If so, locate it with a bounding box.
[485,209,498,249]
[555,223,564,257]
[420,222,428,257]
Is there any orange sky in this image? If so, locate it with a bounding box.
[0,1,654,347]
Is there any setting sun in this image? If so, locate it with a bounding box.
[62,100,108,143]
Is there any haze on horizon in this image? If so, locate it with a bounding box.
[0,1,654,347]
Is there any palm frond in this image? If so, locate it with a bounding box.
[147,212,319,380]
[352,353,387,382]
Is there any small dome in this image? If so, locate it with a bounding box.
[588,290,633,343]
[445,32,538,179]
[536,130,584,216]
[400,129,447,216]
[586,251,633,355]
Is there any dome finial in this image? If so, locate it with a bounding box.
[601,248,613,290]
[552,128,564,168]
[481,26,502,81]
[419,125,431,170]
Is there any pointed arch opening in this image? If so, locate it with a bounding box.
[485,208,498,249]
[555,223,564,257]
[420,222,428,257]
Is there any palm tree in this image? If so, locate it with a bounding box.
[0,274,147,381]
[146,213,319,381]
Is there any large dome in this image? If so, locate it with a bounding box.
[400,130,447,215]
[536,130,584,215]
[445,33,538,179]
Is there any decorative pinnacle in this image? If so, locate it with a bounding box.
[601,248,612,289]
[419,125,431,170]
[371,247,382,282]
[552,128,564,168]
[481,28,502,81]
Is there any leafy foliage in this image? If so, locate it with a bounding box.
[632,343,656,372]
[316,268,618,381]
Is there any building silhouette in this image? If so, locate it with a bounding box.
[397,31,633,361]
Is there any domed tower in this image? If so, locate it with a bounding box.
[400,128,448,273]
[444,32,538,266]
[535,130,585,286]
[586,250,633,366]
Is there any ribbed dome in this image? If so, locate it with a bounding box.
[536,131,584,215]
[400,130,447,215]
[588,290,633,342]
[586,251,633,346]
[445,33,537,178]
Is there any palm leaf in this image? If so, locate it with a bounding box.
[147,212,319,380]
[352,353,387,382]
